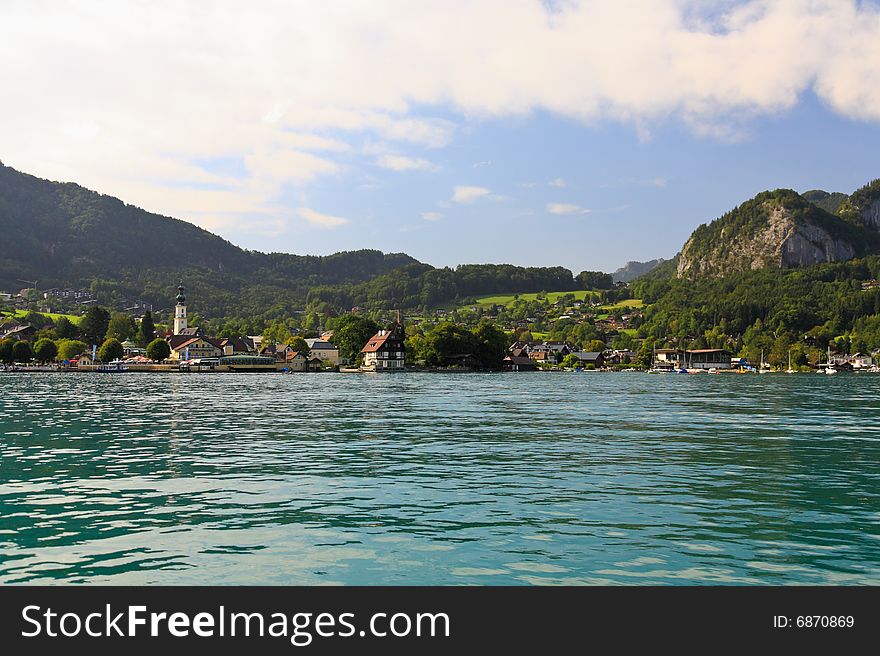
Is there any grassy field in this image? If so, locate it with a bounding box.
[2,309,83,324]
[474,290,599,307]
[600,299,644,310]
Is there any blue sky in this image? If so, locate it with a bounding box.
[2,1,880,274]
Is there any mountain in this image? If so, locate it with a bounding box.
[802,189,848,214]
[0,163,592,319]
[676,185,880,279]
[612,258,666,282]
[0,162,424,316]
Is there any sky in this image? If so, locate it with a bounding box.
[2,0,880,274]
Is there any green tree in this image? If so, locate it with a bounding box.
[146,338,171,362]
[97,338,124,362]
[287,336,310,356]
[561,353,581,369]
[54,316,78,340]
[12,340,33,363]
[333,314,380,363]
[418,321,478,366]
[576,270,614,290]
[57,339,88,361]
[0,339,13,364]
[137,311,156,347]
[33,338,58,362]
[585,339,606,353]
[23,310,52,329]
[472,320,508,369]
[80,306,111,346]
[106,312,136,341]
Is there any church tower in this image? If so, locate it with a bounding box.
[173,283,187,335]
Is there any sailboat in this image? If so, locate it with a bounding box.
[759,349,770,373]
[825,346,837,375]
[786,349,795,374]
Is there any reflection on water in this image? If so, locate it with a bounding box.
[1,372,878,584]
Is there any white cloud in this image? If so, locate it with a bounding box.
[376,154,434,171]
[2,1,880,238]
[421,211,443,221]
[451,186,491,204]
[245,149,341,184]
[548,178,566,187]
[296,207,349,228]
[547,203,590,215]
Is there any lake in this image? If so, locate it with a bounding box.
[1,371,878,585]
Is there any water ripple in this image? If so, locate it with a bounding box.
[1,371,879,584]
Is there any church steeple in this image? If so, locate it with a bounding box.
[173,282,188,335]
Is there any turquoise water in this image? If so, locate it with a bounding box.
[1,371,878,585]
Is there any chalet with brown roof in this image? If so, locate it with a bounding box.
[361,316,405,371]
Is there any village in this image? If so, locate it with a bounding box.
[1,282,879,374]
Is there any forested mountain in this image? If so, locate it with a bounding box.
[802,189,848,214]
[0,163,605,320]
[675,182,880,279]
[625,179,880,362]
[0,162,423,317]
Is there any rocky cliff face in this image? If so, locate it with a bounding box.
[676,190,874,279]
[861,198,880,230]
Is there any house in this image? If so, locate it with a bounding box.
[571,351,605,368]
[361,318,406,371]
[305,338,340,365]
[528,341,570,363]
[849,353,874,369]
[653,348,684,368]
[684,349,733,370]
[121,340,145,357]
[0,324,36,341]
[608,349,636,364]
[260,343,299,363]
[283,351,308,371]
[443,353,480,369]
[307,355,325,371]
[502,354,538,371]
[219,336,255,355]
[169,336,224,360]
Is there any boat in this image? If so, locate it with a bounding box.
[95,361,128,373]
[759,349,771,373]
[824,346,837,375]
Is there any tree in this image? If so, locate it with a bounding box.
[57,339,88,361]
[561,353,581,369]
[146,338,171,362]
[105,312,136,342]
[472,320,508,369]
[137,310,156,347]
[79,306,111,346]
[0,339,13,364]
[54,316,78,340]
[288,336,310,356]
[333,314,380,363]
[12,340,33,363]
[33,338,58,362]
[97,338,124,362]
[576,270,614,290]
[23,310,52,329]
